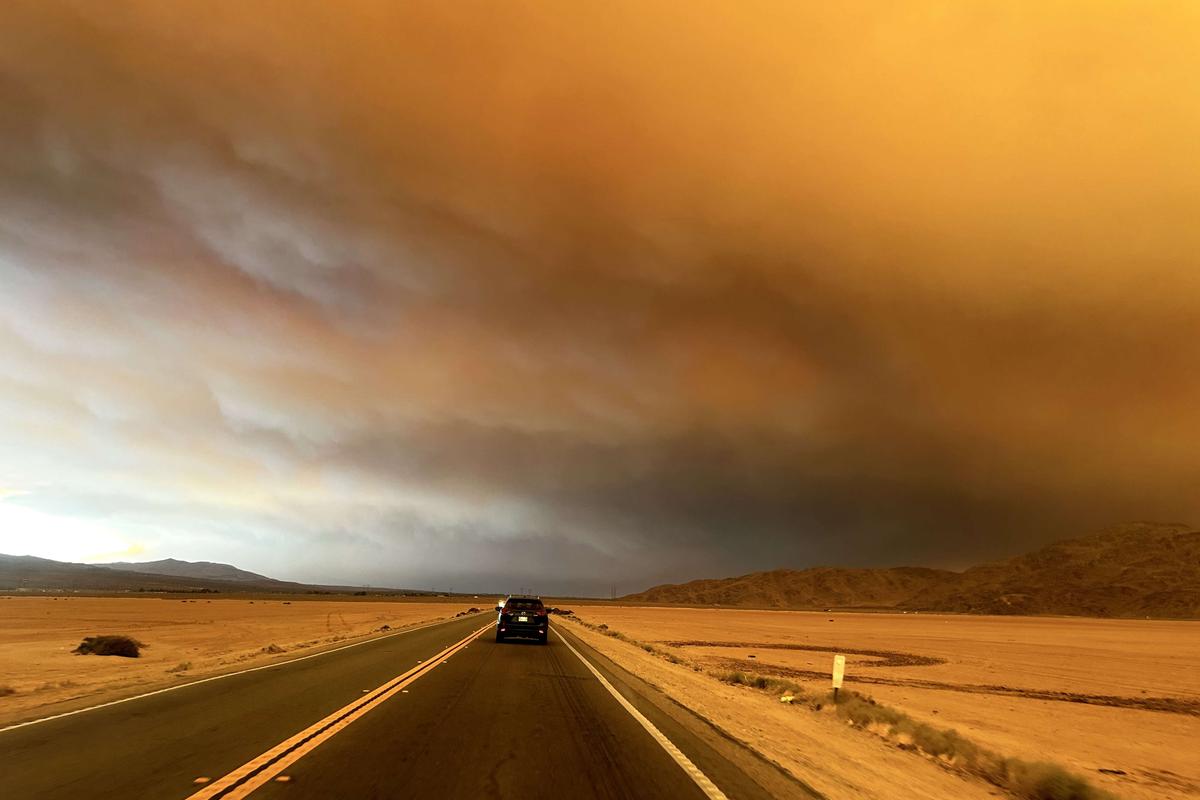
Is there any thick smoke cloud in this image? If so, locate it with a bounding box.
[1,2,1197,594]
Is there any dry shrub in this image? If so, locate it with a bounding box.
[906,722,979,764]
[716,670,807,700]
[73,635,144,658]
[721,670,750,686]
[835,692,905,729]
[990,758,1110,800]
[762,676,805,696]
[0,685,16,697]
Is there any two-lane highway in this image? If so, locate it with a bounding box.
[2,614,813,799]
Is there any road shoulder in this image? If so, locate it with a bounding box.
[559,617,997,800]
[556,622,822,800]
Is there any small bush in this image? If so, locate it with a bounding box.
[907,723,978,763]
[995,759,1109,800]
[762,676,804,696]
[73,635,144,658]
[715,670,806,701]
[835,692,905,729]
[0,684,16,697]
[167,662,192,674]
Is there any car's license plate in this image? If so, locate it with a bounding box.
[518,615,529,622]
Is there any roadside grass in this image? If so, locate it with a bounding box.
[72,635,144,658]
[570,614,1113,800]
[716,671,814,704]
[807,687,1111,800]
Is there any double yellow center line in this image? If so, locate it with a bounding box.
[188,623,491,800]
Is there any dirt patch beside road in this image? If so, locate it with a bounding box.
[0,596,466,726]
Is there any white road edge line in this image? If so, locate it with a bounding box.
[554,628,729,800]
[0,615,470,734]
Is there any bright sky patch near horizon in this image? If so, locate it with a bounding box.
[1,2,1197,594]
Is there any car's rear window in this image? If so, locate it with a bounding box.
[506,599,543,610]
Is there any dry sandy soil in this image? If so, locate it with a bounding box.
[559,605,1200,800]
[0,595,470,727]
[5,596,1194,799]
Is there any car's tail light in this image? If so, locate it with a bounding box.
[536,609,547,617]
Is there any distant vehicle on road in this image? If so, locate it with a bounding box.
[495,595,548,644]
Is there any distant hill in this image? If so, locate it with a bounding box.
[0,554,310,593]
[0,554,410,595]
[624,522,1200,619]
[97,558,275,584]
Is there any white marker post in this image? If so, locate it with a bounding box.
[832,654,846,702]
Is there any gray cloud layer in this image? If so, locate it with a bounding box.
[1,2,1198,593]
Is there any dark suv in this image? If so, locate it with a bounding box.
[495,595,548,644]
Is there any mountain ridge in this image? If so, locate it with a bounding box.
[624,522,1200,619]
[0,555,409,595]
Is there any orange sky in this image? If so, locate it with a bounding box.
[0,2,1197,592]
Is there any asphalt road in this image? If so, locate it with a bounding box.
[1,614,814,799]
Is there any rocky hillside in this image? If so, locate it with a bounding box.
[627,566,953,609]
[901,522,1200,618]
[625,522,1200,618]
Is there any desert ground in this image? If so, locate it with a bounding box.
[5,596,1197,799]
[0,595,472,726]
[558,605,1200,800]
